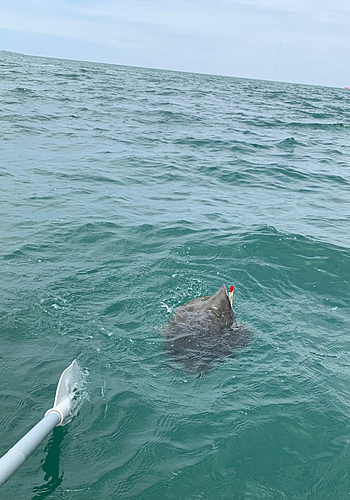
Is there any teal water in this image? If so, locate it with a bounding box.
[1,51,350,499]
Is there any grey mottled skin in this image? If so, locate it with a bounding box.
[164,284,252,375]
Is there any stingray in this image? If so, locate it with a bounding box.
[163,284,252,375]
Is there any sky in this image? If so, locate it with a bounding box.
[1,0,350,87]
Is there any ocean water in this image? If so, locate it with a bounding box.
[1,50,350,499]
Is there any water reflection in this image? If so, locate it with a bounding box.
[31,426,67,499]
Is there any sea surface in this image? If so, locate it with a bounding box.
[1,51,350,499]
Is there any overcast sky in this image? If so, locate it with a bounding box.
[1,0,350,87]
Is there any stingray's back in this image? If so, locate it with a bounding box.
[164,284,252,374]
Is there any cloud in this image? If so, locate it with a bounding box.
[1,0,350,86]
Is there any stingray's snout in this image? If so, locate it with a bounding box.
[229,285,234,306]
